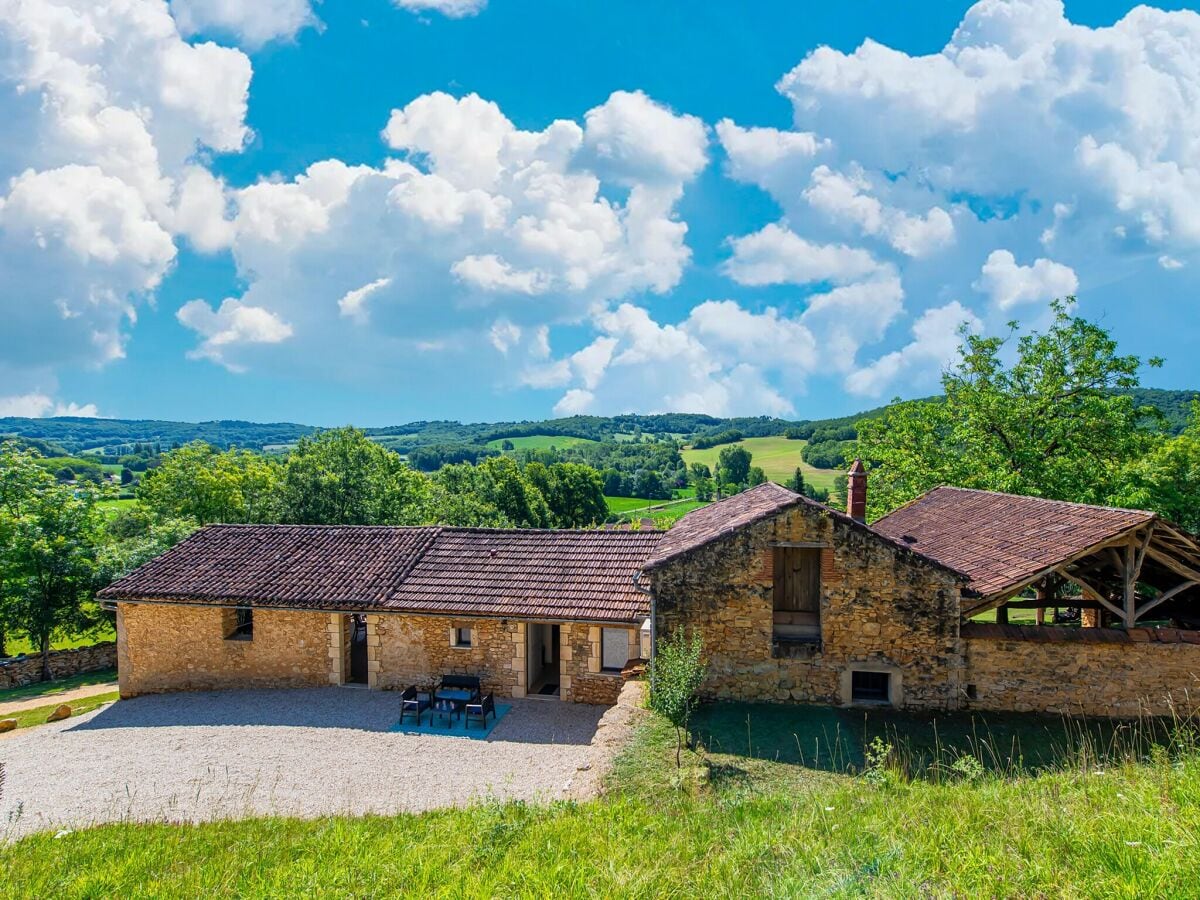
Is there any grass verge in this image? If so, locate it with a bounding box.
[2,691,118,729]
[0,669,117,705]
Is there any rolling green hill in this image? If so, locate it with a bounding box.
[681,437,840,491]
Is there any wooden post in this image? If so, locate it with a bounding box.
[1035,584,1048,626]
[1123,542,1137,628]
[995,604,1008,625]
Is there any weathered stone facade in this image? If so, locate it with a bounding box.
[0,642,117,689]
[964,624,1200,716]
[117,603,329,697]
[562,624,637,706]
[375,615,525,697]
[649,504,966,709]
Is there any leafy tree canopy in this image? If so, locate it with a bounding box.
[857,301,1165,518]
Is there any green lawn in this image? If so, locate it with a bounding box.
[3,701,1196,896]
[0,668,117,705]
[4,623,115,658]
[682,436,839,491]
[604,495,663,513]
[96,498,138,518]
[486,435,599,451]
[606,496,709,527]
[3,691,119,729]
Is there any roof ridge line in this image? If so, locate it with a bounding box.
[929,485,1156,517]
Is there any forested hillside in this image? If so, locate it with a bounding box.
[4,387,1193,455]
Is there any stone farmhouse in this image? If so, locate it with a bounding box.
[99,464,1200,717]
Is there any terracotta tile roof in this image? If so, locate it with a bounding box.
[872,487,1155,599]
[644,482,804,569]
[97,525,441,608]
[99,524,661,623]
[383,528,662,623]
[643,482,968,582]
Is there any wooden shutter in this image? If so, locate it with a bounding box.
[773,548,821,613]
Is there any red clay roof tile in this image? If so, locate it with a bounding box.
[872,486,1154,599]
[99,523,660,623]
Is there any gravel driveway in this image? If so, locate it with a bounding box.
[0,688,623,839]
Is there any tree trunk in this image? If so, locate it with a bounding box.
[675,726,683,769]
[39,632,51,682]
[0,623,7,660]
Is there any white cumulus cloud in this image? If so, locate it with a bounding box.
[0,393,100,418]
[170,0,319,49]
[177,298,294,372]
[393,0,487,18]
[974,249,1078,309]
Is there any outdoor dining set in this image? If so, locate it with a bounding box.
[399,674,497,730]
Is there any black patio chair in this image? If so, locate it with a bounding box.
[399,685,430,725]
[464,692,496,730]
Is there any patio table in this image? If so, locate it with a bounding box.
[431,698,459,727]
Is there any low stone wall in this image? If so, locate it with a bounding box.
[0,642,117,689]
[963,624,1200,716]
[117,603,330,697]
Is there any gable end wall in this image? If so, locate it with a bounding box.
[650,505,964,709]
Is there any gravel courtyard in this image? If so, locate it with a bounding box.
[0,687,635,839]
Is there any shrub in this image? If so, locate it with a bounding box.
[648,629,707,769]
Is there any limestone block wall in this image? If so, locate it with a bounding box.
[375,615,524,697]
[117,602,330,697]
[964,626,1200,716]
[650,504,965,709]
[561,624,637,706]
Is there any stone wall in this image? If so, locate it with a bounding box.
[964,623,1200,716]
[561,624,637,706]
[0,642,117,689]
[375,615,524,697]
[117,603,330,697]
[650,503,965,709]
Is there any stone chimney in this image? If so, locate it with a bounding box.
[847,458,867,523]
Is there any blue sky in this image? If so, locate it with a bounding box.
[2,0,1199,426]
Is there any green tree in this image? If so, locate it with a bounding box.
[527,462,607,528]
[0,442,56,658]
[856,301,1163,518]
[747,466,767,487]
[139,442,280,524]
[278,428,431,525]
[4,469,105,679]
[648,629,707,769]
[788,467,806,494]
[716,445,752,487]
[1116,401,1200,531]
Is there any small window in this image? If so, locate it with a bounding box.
[601,628,630,672]
[452,626,472,648]
[227,607,253,641]
[851,670,890,703]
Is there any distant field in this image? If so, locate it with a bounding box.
[97,498,137,518]
[487,435,599,451]
[681,436,839,491]
[605,496,659,513]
